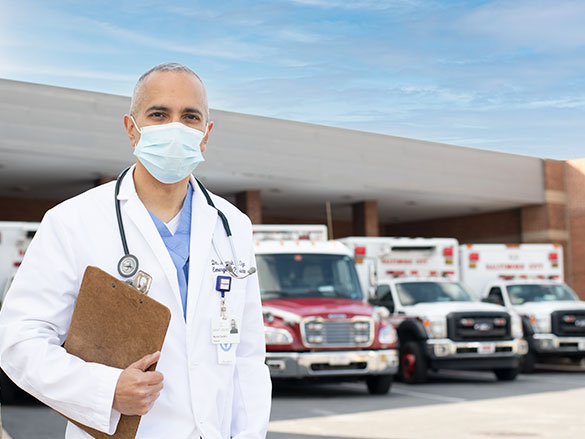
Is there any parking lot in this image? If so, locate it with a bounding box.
[3,362,585,439]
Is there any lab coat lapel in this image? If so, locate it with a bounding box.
[185,175,218,323]
[117,166,183,311]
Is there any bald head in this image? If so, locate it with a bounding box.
[130,62,209,123]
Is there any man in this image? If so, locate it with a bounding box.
[0,63,272,438]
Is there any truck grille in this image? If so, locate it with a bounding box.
[447,312,511,341]
[552,310,585,336]
[302,318,374,347]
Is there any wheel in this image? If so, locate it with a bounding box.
[0,369,18,404]
[366,374,393,395]
[399,340,428,384]
[494,367,519,381]
[521,350,536,374]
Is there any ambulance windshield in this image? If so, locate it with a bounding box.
[508,284,578,305]
[396,281,475,306]
[256,253,363,301]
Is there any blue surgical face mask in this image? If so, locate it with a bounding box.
[131,116,206,184]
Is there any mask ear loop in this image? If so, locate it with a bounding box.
[130,115,142,147]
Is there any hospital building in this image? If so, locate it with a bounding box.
[1,78,585,297]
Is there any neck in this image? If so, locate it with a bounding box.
[133,161,189,223]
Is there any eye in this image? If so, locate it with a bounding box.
[185,114,201,122]
[149,112,165,119]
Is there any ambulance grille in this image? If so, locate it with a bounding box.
[302,318,374,347]
[552,311,585,336]
[447,312,511,341]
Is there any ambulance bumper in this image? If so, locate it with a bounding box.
[532,334,585,355]
[425,338,527,369]
[265,349,399,378]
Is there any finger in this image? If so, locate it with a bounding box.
[130,351,160,371]
[144,371,164,385]
[147,382,164,394]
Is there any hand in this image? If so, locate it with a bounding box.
[113,351,164,416]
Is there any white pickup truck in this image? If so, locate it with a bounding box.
[460,243,585,372]
[339,237,526,383]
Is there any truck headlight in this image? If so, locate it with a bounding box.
[511,314,523,339]
[423,317,447,339]
[264,327,294,345]
[528,315,551,334]
[378,325,397,345]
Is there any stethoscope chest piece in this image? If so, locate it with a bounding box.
[118,254,139,278]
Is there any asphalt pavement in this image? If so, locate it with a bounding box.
[3,362,585,439]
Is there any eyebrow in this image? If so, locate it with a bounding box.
[144,105,203,117]
[183,107,204,117]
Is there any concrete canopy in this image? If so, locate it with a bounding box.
[0,79,544,223]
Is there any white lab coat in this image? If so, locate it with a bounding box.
[0,166,272,439]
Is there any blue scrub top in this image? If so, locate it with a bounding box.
[148,183,193,319]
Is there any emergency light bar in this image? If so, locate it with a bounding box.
[253,225,328,242]
[384,270,456,279]
[497,274,560,281]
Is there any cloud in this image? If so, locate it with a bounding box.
[458,0,585,51]
[288,0,422,11]
[524,98,585,109]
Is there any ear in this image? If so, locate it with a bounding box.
[123,114,140,147]
[200,121,214,153]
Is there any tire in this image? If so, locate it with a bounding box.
[399,340,428,384]
[521,350,536,374]
[494,367,519,381]
[366,374,393,395]
[0,369,18,404]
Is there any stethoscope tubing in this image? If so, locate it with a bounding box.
[114,166,255,280]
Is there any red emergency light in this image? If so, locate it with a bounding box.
[549,253,558,261]
[355,246,366,256]
[469,253,479,261]
[443,247,453,257]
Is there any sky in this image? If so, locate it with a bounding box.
[1,0,584,159]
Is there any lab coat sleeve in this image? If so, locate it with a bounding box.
[0,209,123,434]
[231,227,272,438]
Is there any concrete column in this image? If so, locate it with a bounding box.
[352,200,379,236]
[521,159,570,282]
[236,190,262,224]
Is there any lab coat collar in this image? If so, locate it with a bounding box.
[116,164,137,201]
[185,173,218,323]
[116,165,218,323]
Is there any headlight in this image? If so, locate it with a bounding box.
[378,325,397,345]
[264,326,294,345]
[511,313,523,339]
[423,317,447,339]
[528,315,551,334]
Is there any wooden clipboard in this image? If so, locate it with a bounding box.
[62,266,171,439]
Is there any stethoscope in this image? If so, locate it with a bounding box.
[114,166,256,283]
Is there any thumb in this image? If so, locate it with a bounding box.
[130,351,160,371]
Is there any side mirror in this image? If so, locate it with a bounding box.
[375,284,391,299]
[483,296,503,306]
[371,285,394,313]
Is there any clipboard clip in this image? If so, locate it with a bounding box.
[126,270,152,295]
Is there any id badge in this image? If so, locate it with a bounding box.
[211,315,241,345]
[217,343,236,365]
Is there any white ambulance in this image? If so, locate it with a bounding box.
[254,225,399,394]
[0,221,39,403]
[460,243,585,372]
[338,237,526,384]
[0,222,40,306]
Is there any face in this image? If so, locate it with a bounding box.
[124,71,213,152]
